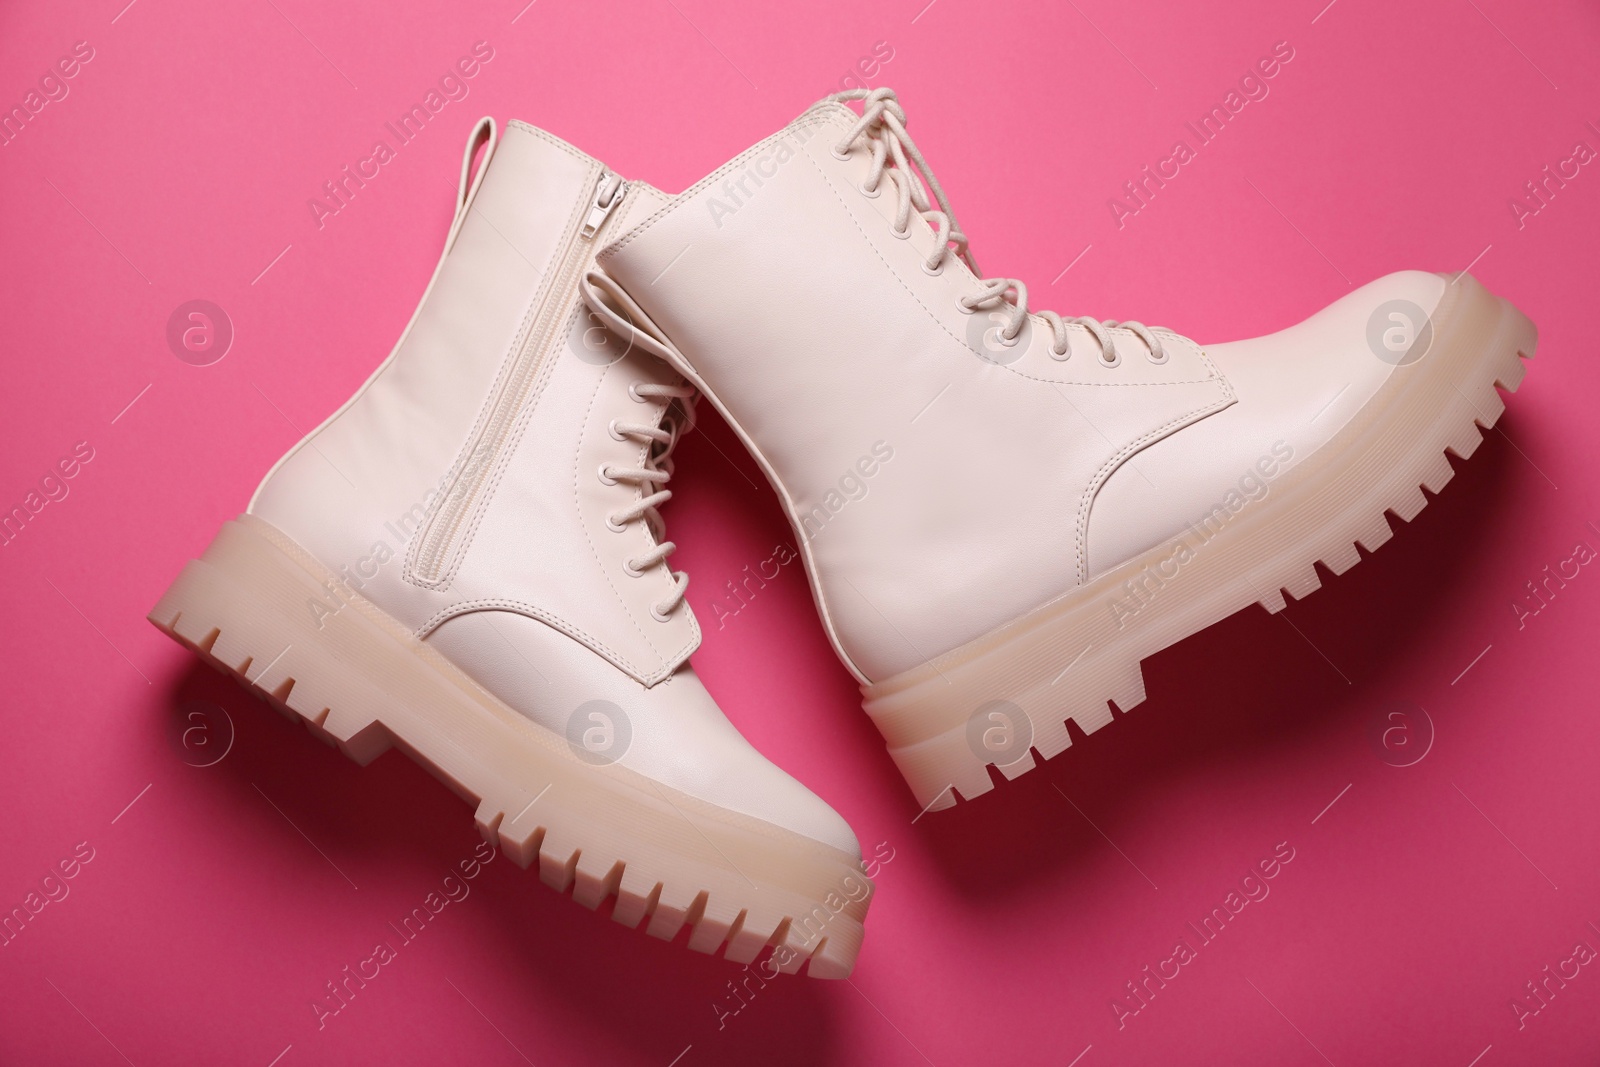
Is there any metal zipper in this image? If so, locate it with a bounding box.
[411,171,628,585]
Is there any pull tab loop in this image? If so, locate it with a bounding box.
[446,116,498,252]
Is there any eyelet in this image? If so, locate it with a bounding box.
[605,514,627,533]
[995,330,1021,349]
[623,558,645,578]
[921,259,945,276]
[608,418,627,442]
[888,221,911,240]
[627,382,647,403]
[1099,345,1122,368]
[956,300,976,315]
[857,179,881,199]
[831,145,852,161]
[1147,347,1170,365]
[597,464,618,486]
[650,604,672,623]
[1049,343,1071,361]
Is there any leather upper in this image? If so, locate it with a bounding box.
[247,119,860,855]
[599,103,1235,682]
[251,122,699,686]
[1084,271,1449,576]
[428,610,857,853]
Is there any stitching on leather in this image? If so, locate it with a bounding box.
[612,186,701,673]
[598,104,1242,601]
[795,126,1222,390]
[591,183,700,668]
[570,346,696,672]
[796,132,986,344]
[418,599,669,682]
[431,186,595,585]
[402,157,590,588]
[1073,392,1237,583]
[986,324,1222,386]
[573,357,659,659]
[1059,344,1234,581]
[445,181,668,584]
[1009,324,1223,387]
[439,302,575,587]
[596,109,845,260]
[596,104,1235,650]
[599,105,1222,392]
[409,156,601,590]
[506,120,602,169]
[1196,346,1235,396]
[419,326,695,685]
[401,253,549,589]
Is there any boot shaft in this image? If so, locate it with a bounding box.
[596,99,1230,681]
[252,119,701,684]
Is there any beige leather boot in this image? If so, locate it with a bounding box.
[582,88,1536,813]
[149,118,871,976]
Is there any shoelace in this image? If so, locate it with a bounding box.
[601,381,698,620]
[830,87,1169,366]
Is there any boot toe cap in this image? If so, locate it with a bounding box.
[427,609,863,857]
[1085,270,1448,577]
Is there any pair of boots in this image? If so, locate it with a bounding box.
[150,89,1535,978]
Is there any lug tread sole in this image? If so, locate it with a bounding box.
[866,274,1536,811]
[149,516,867,978]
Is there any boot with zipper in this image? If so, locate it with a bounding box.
[149,117,871,976]
[581,87,1537,813]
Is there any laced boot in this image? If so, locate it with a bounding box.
[150,117,871,974]
[582,88,1536,812]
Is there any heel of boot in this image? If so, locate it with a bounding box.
[149,516,399,765]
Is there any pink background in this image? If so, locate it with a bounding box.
[3,0,1598,1063]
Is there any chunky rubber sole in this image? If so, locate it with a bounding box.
[863,273,1536,812]
[148,515,869,976]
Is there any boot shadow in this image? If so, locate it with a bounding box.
[154,658,840,1065]
[900,417,1527,900]
[672,405,1527,902]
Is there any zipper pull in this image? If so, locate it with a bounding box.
[580,174,627,240]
